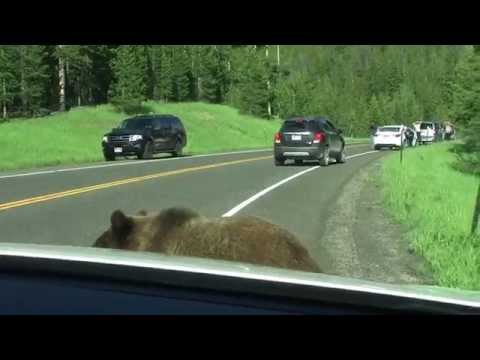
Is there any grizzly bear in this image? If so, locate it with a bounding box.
[94,207,321,273]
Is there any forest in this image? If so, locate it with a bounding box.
[0,45,473,139]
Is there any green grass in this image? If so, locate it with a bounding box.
[0,102,280,171]
[0,101,368,172]
[381,143,480,290]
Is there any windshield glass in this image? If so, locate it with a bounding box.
[378,127,401,133]
[0,44,478,311]
[119,118,152,130]
[282,119,320,130]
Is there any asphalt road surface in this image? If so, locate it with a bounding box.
[0,144,385,270]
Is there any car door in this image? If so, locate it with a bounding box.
[174,118,186,147]
[152,118,173,150]
[324,120,340,152]
[164,118,178,149]
[178,118,187,146]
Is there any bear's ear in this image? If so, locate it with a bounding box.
[111,210,134,238]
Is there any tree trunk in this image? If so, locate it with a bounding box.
[20,47,26,113]
[77,76,81,106]
[265,45,272,118]
[197,76,202,99]
[277,45,280,66]
[471,181,480,235]
[58,45,66,112]
[2,79,6,119]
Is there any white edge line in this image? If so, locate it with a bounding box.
[222,150,379,217]
[0,143,370,180]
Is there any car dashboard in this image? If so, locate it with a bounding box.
[0,244,478,315]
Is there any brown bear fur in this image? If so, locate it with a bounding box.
[94,208,321,273]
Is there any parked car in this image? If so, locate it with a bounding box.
[418,122,436,144]
[102,115,187,161]
[273,117,345,167]
[372,125,407,150]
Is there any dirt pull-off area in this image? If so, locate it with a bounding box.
[319,160,434,285]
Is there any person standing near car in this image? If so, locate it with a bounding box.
[413,122,421,145]
[405,128,414,147]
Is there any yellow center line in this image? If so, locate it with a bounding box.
[0,155,272,212]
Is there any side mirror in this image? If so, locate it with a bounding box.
[337,129,343,135]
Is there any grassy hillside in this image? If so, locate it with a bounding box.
[0,101,367,172]
[0,102,281,171]
[381,143,480,290]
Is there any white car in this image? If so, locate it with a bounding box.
[372,125,407,150]
[419,122,436,144]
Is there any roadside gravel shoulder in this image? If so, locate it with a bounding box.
[319,158,434,285]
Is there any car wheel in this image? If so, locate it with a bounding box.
[138,141,153,160]
[335,147,346,163]
[104,154,115,161]
[319,147,330,167]
[294,159,303,166]
[172,140,183,157]
[274,158,285,166]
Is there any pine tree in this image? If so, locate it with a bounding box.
[56,45,93,108]
[0,46,17,119]
[17,45,49,116]
[451,48,480,126]
[369,94,381,125]
[150,45,175,102]
[199,45,231,103]
[171,46,192,101]
[449,48,480,174]
[87,45,116,104]
[110,45,148,114]
[229,46,272,118]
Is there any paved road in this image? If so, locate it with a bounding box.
[0,144,384,268]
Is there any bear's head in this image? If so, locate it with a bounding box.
[94,208,199,251]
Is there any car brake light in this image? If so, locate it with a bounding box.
[274,132,282,144]
[313,132,325,144]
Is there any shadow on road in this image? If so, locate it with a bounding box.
[283,160,345,167]
[112,154,192,162]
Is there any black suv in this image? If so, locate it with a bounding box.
[274,117,346,166]
[102,115,187,161]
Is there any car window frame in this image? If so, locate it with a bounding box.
[281,120,307,132]
[152,118,163,130]
[322,120,335,132]
[172,117,182,132]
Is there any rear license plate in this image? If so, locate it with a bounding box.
[291,135,302,141]
[114,147,123,153]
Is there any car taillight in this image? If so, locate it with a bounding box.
[395,134,401,137]
[313,132,325,144]
[274,132,282,144]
